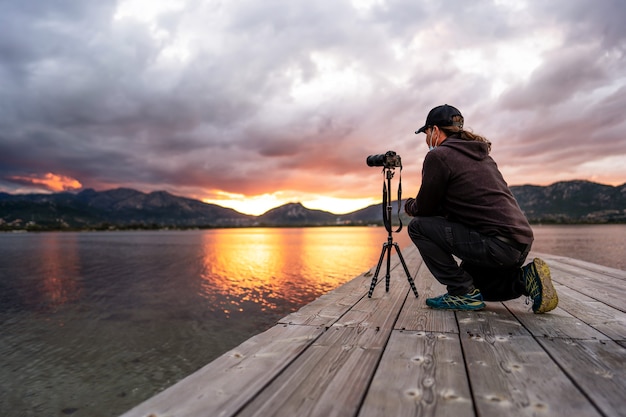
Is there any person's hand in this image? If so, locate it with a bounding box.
[404,198,416,216]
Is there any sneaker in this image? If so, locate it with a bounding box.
[522,258,558,313]
[426,289,486,311]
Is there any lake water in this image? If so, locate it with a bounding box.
[1,225,624,417]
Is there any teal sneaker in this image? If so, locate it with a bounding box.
[522,258,558,313]
[426,289,486,311]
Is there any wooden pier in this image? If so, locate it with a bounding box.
[120,245,626,417]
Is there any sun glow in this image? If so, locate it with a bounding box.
[203,191,377,216]
[203,192,291,216]
[301,196,379,215]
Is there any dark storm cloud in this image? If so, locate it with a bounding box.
[0,0,624,207]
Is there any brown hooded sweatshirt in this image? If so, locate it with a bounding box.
[404,136,533,245]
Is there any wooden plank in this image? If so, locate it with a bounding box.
[456,302,530,337]
[358,330,474,417]
[535,252,626,281]
[394,262,458,333]
[234,326,388,417]
[119,324,323,417]
[537,338,626,417]
[503,297,611,340]
[461,334,602,417]
[551,283,626,341]
[539,265,626,312]
[547,260,626,293]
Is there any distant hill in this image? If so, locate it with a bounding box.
[1,180,624,231]
[509,180,626,223]
[257,202,338,226]
[338,200,410,226]
[0,188,252,229]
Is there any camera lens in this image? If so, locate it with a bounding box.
[366,154,385,167]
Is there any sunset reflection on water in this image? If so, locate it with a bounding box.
[198,227,411,317]
[26,233,82,311]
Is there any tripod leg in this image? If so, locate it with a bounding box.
[393,243,419,298]
[385,243,392,292]
[368,243,388,298]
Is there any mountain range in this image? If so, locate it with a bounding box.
[1,180,625,230]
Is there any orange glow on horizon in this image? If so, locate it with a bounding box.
[202,191,378,216]
[202,193,292,216]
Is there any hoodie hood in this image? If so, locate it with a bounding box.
[438,137,490,161]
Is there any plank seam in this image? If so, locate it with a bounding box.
[453,312,480,417]
[354,287,412,417]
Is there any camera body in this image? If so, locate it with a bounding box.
[366,150,402,168]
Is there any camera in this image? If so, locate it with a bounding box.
[366,150,402,168]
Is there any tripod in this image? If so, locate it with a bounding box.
[368,167,419,298]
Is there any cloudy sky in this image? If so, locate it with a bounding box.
[1,0,625,215]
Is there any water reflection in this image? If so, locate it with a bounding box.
[14,233,83,312]
[39,234,82,309]
[198,227,406,317]
[199,229,282,316]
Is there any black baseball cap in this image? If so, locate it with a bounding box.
[415,104,464,134]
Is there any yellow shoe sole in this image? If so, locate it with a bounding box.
[533,258,559,313]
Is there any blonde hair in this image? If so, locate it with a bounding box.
[439,115,492,152]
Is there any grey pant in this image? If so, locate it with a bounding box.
[407,216,531,300]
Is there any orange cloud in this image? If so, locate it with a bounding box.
[10,173,82,192]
